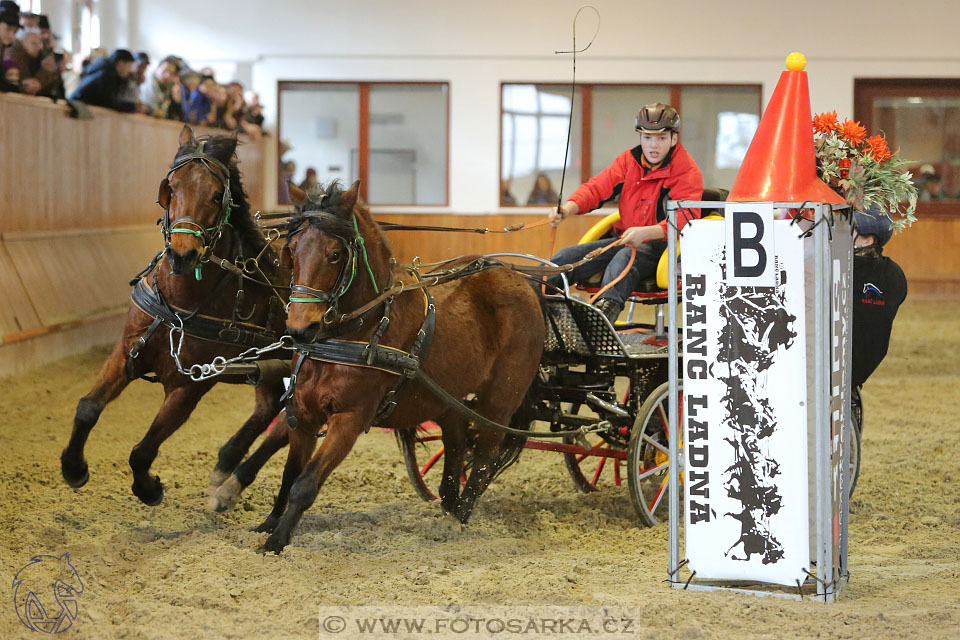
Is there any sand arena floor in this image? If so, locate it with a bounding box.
[0,300,958,639]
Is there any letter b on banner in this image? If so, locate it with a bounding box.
[725,203,775,286]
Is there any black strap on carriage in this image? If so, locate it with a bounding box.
[126,276,284,381]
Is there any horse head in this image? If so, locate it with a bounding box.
[284,179,388,343]
[158,125,238,277]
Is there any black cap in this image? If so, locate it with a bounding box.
[854,207,893,248]
[111,48,135,63]
[0,6,19,27]
[135,51,149,64]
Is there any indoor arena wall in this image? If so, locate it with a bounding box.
[0,93,266,375]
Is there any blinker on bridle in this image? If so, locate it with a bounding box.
[286,189,380,324]
[160,142,235,280]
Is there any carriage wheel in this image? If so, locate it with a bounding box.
[627,381,682,527]
[562,404,625,493]
[399,422,467,502]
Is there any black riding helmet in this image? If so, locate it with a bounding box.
[854,207,893,248]
[635,103,681,133]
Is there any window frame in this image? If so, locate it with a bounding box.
[854,78,960,219]
[498,81,763,207]
[277,80,450,207]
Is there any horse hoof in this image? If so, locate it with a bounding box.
[207,475,242,512]
[132,476,164,506]
[62,466,90,489]
[260,534,287,554]
[254,516,279,534]
[205,468,231,496]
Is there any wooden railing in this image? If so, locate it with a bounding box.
[2,90,954,374]
[0,93,266,375]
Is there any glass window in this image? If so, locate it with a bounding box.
[501,84,581,206]
[368,84,448,205]
[680,86,761,190]
[591,86,670,175]
[278,83,358,204]
[278,82,449,206]
[872,96,960,202]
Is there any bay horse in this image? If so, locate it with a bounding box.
[257,180,544,552]
[61,126,289,506]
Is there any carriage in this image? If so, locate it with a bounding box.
[396,195,865,526]
[64,128,862,554]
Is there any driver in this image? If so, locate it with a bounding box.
[851,208,907,388]
[546,103,703,324]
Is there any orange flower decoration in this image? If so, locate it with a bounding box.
[865,134,891,162]
[812,111,839,134]
[839,119,867,146]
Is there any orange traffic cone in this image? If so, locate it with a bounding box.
[728,53,845,204]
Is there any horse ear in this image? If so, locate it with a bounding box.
[179,125,195,147]
[341,180,361,212]
[280,243,293,269]
[288,181,307,208]
[157,178,172,209]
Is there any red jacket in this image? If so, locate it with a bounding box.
[569,143,703,235]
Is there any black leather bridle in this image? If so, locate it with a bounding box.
[159,143,235,279]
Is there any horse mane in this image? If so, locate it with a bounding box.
[298,180,393,258]
[173,134,281,278]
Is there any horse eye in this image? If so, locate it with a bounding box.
[329,251,342,263]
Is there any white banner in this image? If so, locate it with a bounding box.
[681,218,809,586]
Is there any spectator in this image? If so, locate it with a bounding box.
[919,172,944,201]
[298,167,318,192]
[182,72,215,124]
[0,2,20,92]
[118,50,149,112]
[36,13,50,47]
[6,27,61,97]
[526,173,558,205]
[243,90,264,127]
[141,55,182,119]
[69,48,137,112]
[18,8,36,28]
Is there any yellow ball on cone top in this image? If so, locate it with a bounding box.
[786,52,806,71]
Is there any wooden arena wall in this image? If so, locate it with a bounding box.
[373,213,959,301]
[0,93,265,376]
[2,92,956,376]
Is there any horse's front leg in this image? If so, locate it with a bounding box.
[62,339,133,488]
[254,422,315,534]
[210,412,290,513]
[262,411,367,553]
[206,379,284,495]
[128,382,212,505]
